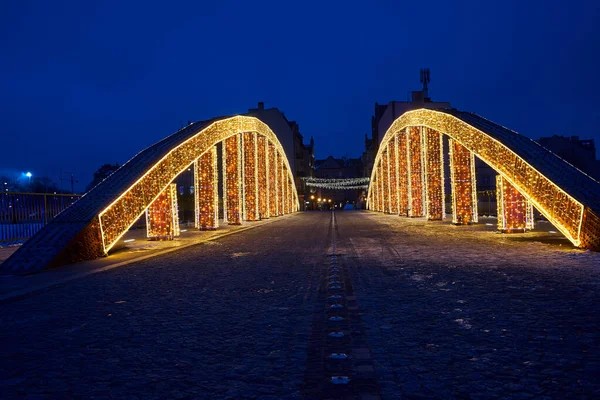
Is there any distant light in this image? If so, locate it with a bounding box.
[548,230,557,234]
[25,172,32,178]
[124,239,135,243]
[180,229,188,232]
[486,223,493,226]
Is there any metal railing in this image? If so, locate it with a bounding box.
[0,192,82,242]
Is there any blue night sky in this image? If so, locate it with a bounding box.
[1,0,599,191]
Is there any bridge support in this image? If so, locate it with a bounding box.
[382,148,390,213]
[397,131,409,216]
[424,128,445,220]
[407,127,426,217]
[496,175,534,233]
[258,136,269,219]
[390,134,400,214]
[268,143,280,217]
[243,132,259,221]
[194,147,219,230]
[224,134,243,225]
[146,183,180,240]
[449,139,478,225]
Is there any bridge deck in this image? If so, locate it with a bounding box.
[1,212,599,398]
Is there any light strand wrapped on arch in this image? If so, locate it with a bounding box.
[367,109,599,250]
[98,116,298,254]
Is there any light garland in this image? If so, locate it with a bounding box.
[146,183,179,240]
[408,127,425,217]
[366,109,598,249]
[398,130,409,215]
[195,146,218,230]
[388,135,398,214]
[268,143,279,216]
[97,116,299,254]
[424,127,445,220]
[243,132,259,221]
[302,177,370,184]
[449,139,478,224]
[497,175,534,232]
[224,134,242,225]
[257,135,269,219]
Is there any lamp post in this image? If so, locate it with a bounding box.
[25,172,32,188]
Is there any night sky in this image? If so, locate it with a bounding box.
[1,0,599,192]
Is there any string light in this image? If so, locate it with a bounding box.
[408,127,425,217]
[367,108,600,250]
[146,184,179,240]
[423,127,445,220]
[397,130,409,215]
[224,134,242,225]
[449,139,478,224]
[497,175,534,232]
[195,146,219,230]
[257,135,269,219]
[243,132,259,221]
[303,177,370,184]
[98,116,298,254]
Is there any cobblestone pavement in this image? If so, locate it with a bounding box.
[0,213,328,399]
[1,211,599,399]
[336,212,600,399]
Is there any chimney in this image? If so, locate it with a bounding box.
[258,102,264,110]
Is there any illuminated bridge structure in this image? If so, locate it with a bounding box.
[2,116,299,274]
[367,109,600,251]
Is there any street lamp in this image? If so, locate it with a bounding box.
[25,172,32,186]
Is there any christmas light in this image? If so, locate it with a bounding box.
[367,109,599,250]
[195,146,219,230]
[243,132,259,221]
[408,127,425,217]
[146,184,179,240]
[497,175,534,232]
[423,127,445,220]
[449,139,478,224]
[98,116,297,254]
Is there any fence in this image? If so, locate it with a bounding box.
[0,192,82,242]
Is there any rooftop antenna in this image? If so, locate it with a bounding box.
[420,68,430,99]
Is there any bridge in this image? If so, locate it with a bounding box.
[2,107,600,276]
[1,108,600,398]
[1,115,298,274]
[367,109,600,251]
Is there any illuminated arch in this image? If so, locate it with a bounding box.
[367,109,600,251]
[2,116,299,274]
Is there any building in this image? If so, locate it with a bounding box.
[248,102,315,209]
[363,70,452,178]
[312,156,364,209]
[538,135,600,180]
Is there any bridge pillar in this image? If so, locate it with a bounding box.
[243,132,259,221]
[146,183,180,240]
[423,128,445,220]
[268,143,280,217]
[382,148,390,213]
[194,146,219,230]
[223,134,243,225]
[449,139,478,225]
[397,130,409,216]
[377,159,384,212]
[496,175,534,233]
[407,127,426,217]
[389,134,399,215]
[258,136,269,219]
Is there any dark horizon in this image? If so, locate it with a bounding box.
[2,0,599,191]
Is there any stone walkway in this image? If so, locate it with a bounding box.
[1,211,599,399]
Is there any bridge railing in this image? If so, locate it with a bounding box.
[0,192,82,243]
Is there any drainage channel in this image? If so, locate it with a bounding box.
[302,210,380,399]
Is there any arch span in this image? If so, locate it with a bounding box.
[367,109,600,250]
[2,116,299,274]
